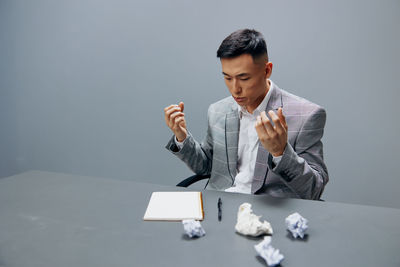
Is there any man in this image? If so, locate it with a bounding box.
[164,29,328,200]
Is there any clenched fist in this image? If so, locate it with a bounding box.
[164,102,187,142]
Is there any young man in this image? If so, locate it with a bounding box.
[164,29,328,200]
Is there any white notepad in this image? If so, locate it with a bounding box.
[143,191,204,221]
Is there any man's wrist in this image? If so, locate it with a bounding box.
[176,137,186,142]
[175,132,187,143]
[271,152,283,157]
[271,144,286,157]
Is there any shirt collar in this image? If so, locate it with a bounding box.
[237,79,274,118]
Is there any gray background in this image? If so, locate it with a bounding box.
[0,0,399,208]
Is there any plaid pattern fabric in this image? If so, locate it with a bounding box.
[166,82,328,200]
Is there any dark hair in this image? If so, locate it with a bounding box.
[217,29,268,61]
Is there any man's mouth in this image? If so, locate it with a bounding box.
[234,97,246,103]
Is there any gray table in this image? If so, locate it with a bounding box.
[0,171,399,267]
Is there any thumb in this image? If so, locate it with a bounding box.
[179,101,184,112]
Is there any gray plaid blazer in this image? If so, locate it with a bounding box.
[166,81,328,200]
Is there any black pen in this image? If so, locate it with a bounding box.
[218,197,222,221]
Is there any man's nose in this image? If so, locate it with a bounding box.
[232,79,241,94]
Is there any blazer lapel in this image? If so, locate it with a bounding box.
[267,83,283,111]
[251,84,284,193]
[225,107,239,182]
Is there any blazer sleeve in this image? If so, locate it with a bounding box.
[268,106,329,200]
[165,107,214,175]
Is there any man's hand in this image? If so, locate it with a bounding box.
[164,102,187,142]
[255,107,288,157]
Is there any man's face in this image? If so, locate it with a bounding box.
[221,54,272,113]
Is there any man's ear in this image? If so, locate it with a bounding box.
[265,62,273,78]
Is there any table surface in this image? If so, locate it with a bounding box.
[0,171,399,267]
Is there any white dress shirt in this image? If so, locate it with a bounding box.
[224,82,276,194]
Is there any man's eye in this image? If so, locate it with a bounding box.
[240,77,250,81]
[224,77,232,81]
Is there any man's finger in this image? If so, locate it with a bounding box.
[260,111,275,136]
[175,116,186,128]
[164,105,179,116]
[169,112,184,126]
[255,115,268,138]
[164,105,180,118]
[165,106,181,119]
[164,106,180,125]
[268,110,284,135]
[179,102,184,112]
[277,107,288,130]
[164,104,177,112]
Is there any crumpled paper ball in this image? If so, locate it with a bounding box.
[235,203,273,236]
[254,236,284,266]
[285,212,308,239]
[182,219,205,238]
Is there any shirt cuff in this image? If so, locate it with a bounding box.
[174,136,185,149]
[272,155,282,166]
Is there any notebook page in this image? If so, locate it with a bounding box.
[143,191,203,221]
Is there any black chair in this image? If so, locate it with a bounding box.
[176,174,325,201]
[176,174,210,188]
